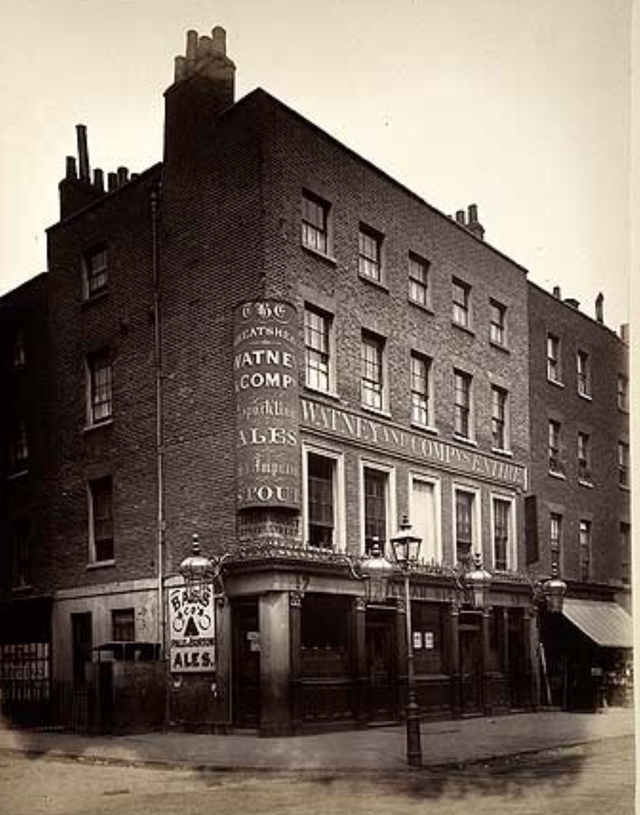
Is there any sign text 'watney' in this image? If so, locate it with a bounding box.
[301,398,526,489]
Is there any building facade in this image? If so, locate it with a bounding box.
[0,27,630,734]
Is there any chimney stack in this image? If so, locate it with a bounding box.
[595,293,604,324]
[466,203,485,240]
[65,156,77,180]
[620,324,630,345]
[553,286,561,299]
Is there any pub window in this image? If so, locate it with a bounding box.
[408,253,431,308]
[452,278,471,329]
[358,224,383,283]
[301,191,330,255]
[87,349,113,425]
[489,300,507,346]
[306,452,337,549]
[361,331,385,410]
[410,352,432,427]
[579,521,591,582]
[547,334,561,383]
[453,369,473,439]
[83,245,108,299]
[492,497,513,571]
[491,386,508,451]
[577,350,591,398]
[111,608,135,642]
[363,467,388,552]
[454,488,477,564]
[550,513,562,571]
[577,432,592,484]
[304,305,332,393]
[89,476,114,563]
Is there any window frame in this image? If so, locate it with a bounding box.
[13,331,26,370]
[304,303,334,394]
[491,385,509,452]
[88,476,115,564]
[83,245,109,300]
[617,374,629,412]
[618,441,630,488]
[361,331,386,412]
[489,299,507,347]
[546,333,562,383]
[86,349,113,426]
[490,493,516,571]
[9,418,29,475]
[358,224,384,284]
[408,253,431,309]
[410,351,433,428]
[302,443,345,552]
[301,190,331,256]
[360,460,396,556]
[549,512,563,571]
[579,520,591,582]
[620,522,631,584]
[453,484,482,565]
[408,472,442,564]
[577,432,592,484]
[453,369,473,440]
[452,278,471,329]
[548,419,563,475]
[576,350,591,398]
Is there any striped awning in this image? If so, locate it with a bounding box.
[562,598,633,648]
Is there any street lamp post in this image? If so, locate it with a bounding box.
[390,516,423,768]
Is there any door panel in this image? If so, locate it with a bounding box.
[231,600,260,728]
[366,611,397,721]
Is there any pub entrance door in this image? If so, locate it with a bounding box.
[231,599,260,728]
[459,614,483,715]
[365,608,398,722]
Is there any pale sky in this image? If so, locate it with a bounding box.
[0,0,632,333]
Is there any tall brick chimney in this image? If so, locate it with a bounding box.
[58,125,107,219]
[164,27,236,171]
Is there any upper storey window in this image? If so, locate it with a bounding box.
[304,305,332,393]
[361,332,385,411]
[408,254,431,309]
[359,224,383,283]
[618,375,629,412]
[13,331,26,370]
[410,352,432,427]
[453,369,473,439]
[87,349,113,425]
[301,192,330,255]
[546,333,562,383]
[489,300,507,347]
[452,278,471,329]
[576,350,591,398]
[83,246,108,299]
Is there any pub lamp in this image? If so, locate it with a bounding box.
[179,533,216,603]
[540,565,567,614]
[464,553,492,610]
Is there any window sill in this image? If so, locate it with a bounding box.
[578,391,593,402]
[359,273,389,293]
[81,289,109,308]
[87,559,116,570]
[490,341,510,354]
[304,385,341,402]
[11,584,34,594]
[408,298,434,316]
[451,320,475,338]
[361,404,392,419]
[6,469,28,481]
[619,484,631,493]
[547,377,564,389]
[453,433,478,447]
[302,244,337,266]
[492,447,513,458]
[618,407,630,415]
[548,470,566,481]
[83,419,114,433]
[411,422,439,436]
[578,479,594,489]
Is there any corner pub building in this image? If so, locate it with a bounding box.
[0,28,627,735]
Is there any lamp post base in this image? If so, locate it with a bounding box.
[405,697,422,766]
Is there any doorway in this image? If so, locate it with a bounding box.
[231,599,260,728]
[71,612,92,687]
[459,615,483,715]
[365,608,397,722]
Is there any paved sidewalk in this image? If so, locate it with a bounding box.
[0,708,633,772]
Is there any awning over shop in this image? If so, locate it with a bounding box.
[562,598,633,648]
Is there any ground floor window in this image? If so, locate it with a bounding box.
[300,595,350,677]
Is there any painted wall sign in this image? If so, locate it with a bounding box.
[168,585,216,673]
[234,300,301,510]
[301,398,527,490]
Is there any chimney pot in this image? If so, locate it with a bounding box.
[211,26,226,55]
[76,124,91,182]
[117,166,129,186]
[620,324,630,344]
[595,292,604,323]
[93,168,104,192]
[553,286,561,299]
[198,35,213,59]
[107,172,117,192]
[468,203,478,223]
[186,30,198,62]
[455,210,466,225]
[564,298,580,309]
[65,156,77,180]
[175,55,186,81]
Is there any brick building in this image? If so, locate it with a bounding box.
[526,284,631,709]
[0,27,631,734]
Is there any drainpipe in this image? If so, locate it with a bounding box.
[151,185,166,655]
